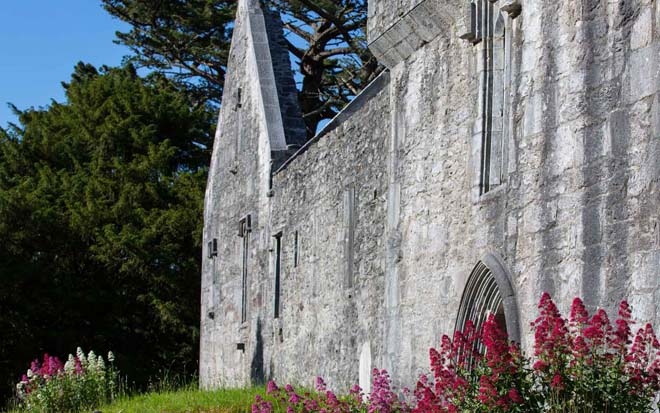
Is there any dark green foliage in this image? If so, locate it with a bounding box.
[103,0,381,136]
[267,0,382,135]
[102,0,236,107]
[0,63,214,402]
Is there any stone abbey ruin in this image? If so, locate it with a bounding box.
[200,0,660,391]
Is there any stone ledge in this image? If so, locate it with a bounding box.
[368,0,453,68]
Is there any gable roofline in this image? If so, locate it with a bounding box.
[242,0,306,159]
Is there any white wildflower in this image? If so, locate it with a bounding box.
[107,351,115,363]
[64,354,75,374]
[76,347,86,366]
[86,350,96,373]
[26,369,34,379]
[96,355,105,371]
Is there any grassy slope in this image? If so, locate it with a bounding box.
[97,387,263,413]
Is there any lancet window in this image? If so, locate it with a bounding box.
[463,0,514,195]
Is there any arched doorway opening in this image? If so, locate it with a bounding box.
[455,253,520,349]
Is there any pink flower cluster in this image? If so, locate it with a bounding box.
[253,369,407,413]
[30,354,64,378]
[416,294,660,412]
[253,294,660,412]
[18,354,69,395]
[413,313,528,413]
[531,293,660,409]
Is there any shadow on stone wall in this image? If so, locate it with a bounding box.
[250,318,265,384]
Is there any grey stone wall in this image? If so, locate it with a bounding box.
[367,0,464,68]
[267,73,391,390]
[200,0,305,387]
[201,0,660,391]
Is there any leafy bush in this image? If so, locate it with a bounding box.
[15,348,119,412]
[414,293,660,412]
[255,294,660,413]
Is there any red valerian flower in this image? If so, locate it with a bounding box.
[569,297,589,326]
[266,380,279,394]
[508,387,523,403]
[550,373,563,389]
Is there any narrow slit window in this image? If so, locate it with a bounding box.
[239,215,251,324]
[343,187,356,288]
[293,231,299,267]
[208,238,218,259]
[274,233,282,318]
[235,87,242,109]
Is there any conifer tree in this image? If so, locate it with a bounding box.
[268,0,381,135]
[102,0,236,107]
[102,0,381,136]
[0,63,213,396]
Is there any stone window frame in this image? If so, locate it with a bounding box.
[463,0,519,198]
[343,186,356,289]
[272,231,283,319]
[293,230,299,268]
[238,214,252,324]
[228,85,244,175]
[207,238,218,259]
[455,252,520,351]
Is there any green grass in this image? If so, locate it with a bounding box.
[3,387,264,413]
[98,387,263,413]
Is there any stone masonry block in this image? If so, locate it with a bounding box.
[387,21,407,46]
[405,26,426,50]
[627,43,659,102]
[457,2,474,41]
[631,6,654,50]
[395,37,417,57]
[368,39,386,57]
[408,5,441,42]
[499,0,522,17]
[382,46,402,68]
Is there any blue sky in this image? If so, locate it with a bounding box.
[0,1,131,128]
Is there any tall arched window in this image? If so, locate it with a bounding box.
[455,254,520,349]
[482,11,506,193]
[462,1,517,195]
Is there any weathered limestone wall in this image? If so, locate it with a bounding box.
[201,0,660,391]
[200,0,304,388]
[375,0,660,386]
[201,0,263,387]
[372,0,660,386]
[268,75,391,390]
[506,0,660,346]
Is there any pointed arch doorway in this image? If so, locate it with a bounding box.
[455,253,520,345]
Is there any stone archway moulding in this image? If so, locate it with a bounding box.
[455,252,521,343]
